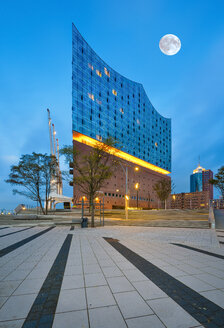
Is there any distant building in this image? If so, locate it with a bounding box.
[171,191,210,209]
[190,164,213,200]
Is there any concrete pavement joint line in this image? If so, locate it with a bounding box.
[171,243,224,260]
[0,227,9,230]
[0,226,55,258]
[0,226,34,238]
[104,237,224,328]
[22,234,73,328]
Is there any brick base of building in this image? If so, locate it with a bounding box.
[171,191,210,209]
[73,140,171,209]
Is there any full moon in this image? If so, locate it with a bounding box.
[159,34,181,56]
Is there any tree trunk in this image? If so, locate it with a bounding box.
[165,199,167,210]
[90,195,95,227]
[38,197,45,215]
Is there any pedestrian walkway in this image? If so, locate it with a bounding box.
[0,225,223,328]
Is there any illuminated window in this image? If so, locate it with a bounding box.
[155,142,158,147]
[96,70,102,77]
[137,119,140,125]
[120,108,124,114]
[88,63,94,70]
[104,67,110,77]
[96,99,102,105]
[96,135,102,141]
[88,93,94,101]
[112,89,117,96]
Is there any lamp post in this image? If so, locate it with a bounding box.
[135,183,139,208]
[119,163,129,219]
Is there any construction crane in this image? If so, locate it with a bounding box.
[52,123,56,156]
[47,109,54,156]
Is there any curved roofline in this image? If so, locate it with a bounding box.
[72,23,171,121]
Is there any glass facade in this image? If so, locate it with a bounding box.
[190,172,203,192]
[72,24,171,172]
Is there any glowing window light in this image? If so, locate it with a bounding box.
[155,142,158,147]
[96,99,102,105]
[73,132,170,175]
[88,63,94,70]
[137,119,140,125]
[112,89,117,96]
[96,135,102,141]
[104,67,110,77]
[120,108,124,114]
[96,70,102,77]
[88,93,94,101]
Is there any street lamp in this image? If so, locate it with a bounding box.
[119,163,129,219]
[135,183,139,208]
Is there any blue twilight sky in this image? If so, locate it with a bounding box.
[0,0,224,209]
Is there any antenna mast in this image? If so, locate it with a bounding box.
[47,109,53,156]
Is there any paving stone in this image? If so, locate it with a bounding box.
[194,273,224,289]
[86,286,115,308]
[133,280,168,300]
[0,294,37,321]
[61,274,84,289]
[13,278,45,296]
[201,289,224,308]
[89,305,126,328]
[0,319,25,328]
[83,264,102,274]
[0,280,22,297]
[148,298,200,328]
[122,269,148,282]
[107,276,135,293]
[101,266,123,278]
[176,275,216,292]
[126,314,166,328]
[114,291,153,319]
[64,265,83,276]
[56,288,86,313]
[53,310,88,328]
[85,273,107,287]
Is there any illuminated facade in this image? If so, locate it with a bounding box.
[72,24,171,208]
[190,164,213,199]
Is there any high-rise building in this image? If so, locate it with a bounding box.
[190,164,213,199]
[72,24,172,208]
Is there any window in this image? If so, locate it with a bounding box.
[96,70,102,77]
[88,93,94,101]
[112,89,117,96]
[96,135,102,141]
[120,108,124,114]
[88,63,94,70]
[104,67,110,77]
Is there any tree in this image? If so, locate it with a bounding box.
[5,153,57,215]
[209,166,224,199]
[60,138,118,227]
[153,178,171,209]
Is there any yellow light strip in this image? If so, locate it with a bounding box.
[73,132,170,175]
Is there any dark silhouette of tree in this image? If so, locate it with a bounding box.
[209,166,224,198]
[153,178,171,209]
[5,153,57,214]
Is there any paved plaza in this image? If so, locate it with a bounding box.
[0,225,224,328]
